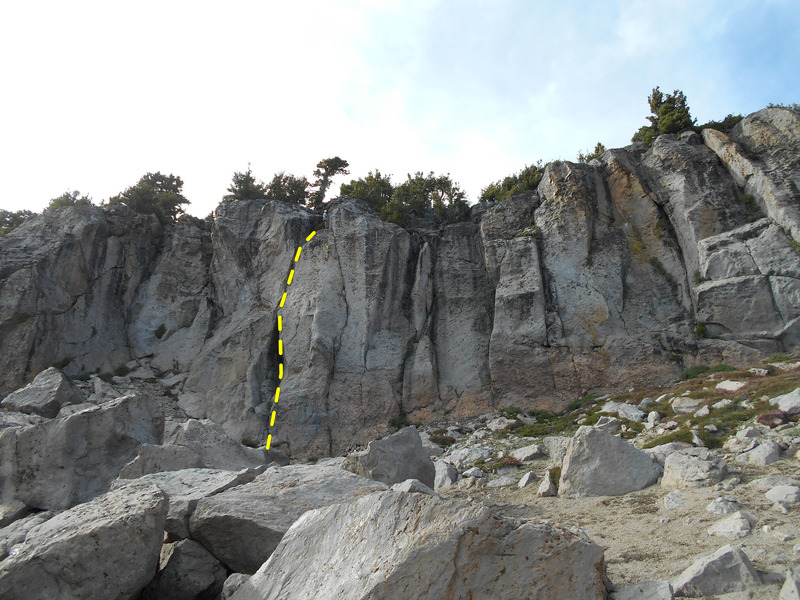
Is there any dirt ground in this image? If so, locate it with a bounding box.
[441,455,800,589]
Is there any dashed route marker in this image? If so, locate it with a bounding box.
[266,230,316,450]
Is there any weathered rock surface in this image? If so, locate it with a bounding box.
[341,426,435,487]
[112,467,259,539]
[0,107,798,458]
[433,460,458,490]
[0,367,84,418]
[0,393,163,510]
[558,426,661,497]
[230,491,607,600]
[610,580,674,600]
[771,388,800,412]
[189,464,387,573]
[661,448,728,489]
[443,445,491,470]
[0,482,168,600]
[145,539,227,600]
[672,544,762,597]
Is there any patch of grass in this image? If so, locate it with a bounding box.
[98,373,113,382]
[695,322,708,339]
[642,428,693,448]
[791,240,800,256]
[767,353,793,363]
[389,413,411,430]
[709,364,736,373]
[566,394,598,412]
[72,372,91,381]
[51,357,73,369]
[682,365,710,379]
[429,434,456,447]
[740,194,764,223]
[499,406,521,418]
[154,324,166,339]
[476,456,522,472]
[205,329,214,340]
[549,467,562,488]
[649,257,677,288]
[114,364,131,377]
[693,271,707,284]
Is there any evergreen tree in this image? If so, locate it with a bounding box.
[309,157,349,208]
[0,209,35,235]
[223,168,268,202]
[577,142,607,163]
[340,170,394,213]
[46,190,92,210]
[107,172,189,224]
[266,172,309,205]
[632,87,694,145]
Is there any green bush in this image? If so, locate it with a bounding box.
[499,406,521,417]
[380,171,468,227]
[682,365,711,379]
[695,322,708,339]
[429,434,456,447]
[47,191,92,210]
[266,172,309,205]
[480,161,545,203]
[695,114,743,133]
[340,170,394,213]
[389,413,411,429]
[577,142,606,163]
[72,372,91,381]
[51,357,73,369]
[154,324,166,339]
[114,364,131,377]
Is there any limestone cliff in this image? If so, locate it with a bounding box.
[1,107,798,458]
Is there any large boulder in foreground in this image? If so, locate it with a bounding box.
[342,426,435,488]
[0,393,163,511]
[671,543,761,597]
[231,491,607,600]
[0,367,84,418]
[661,448,728,489]
[558,426,662,497]
[0,482,168,600]
[190,463,387,573]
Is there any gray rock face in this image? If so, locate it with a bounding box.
[672,544,762,597]
[0,393,163,511]
[0,367,85,418]
[189,464,387,573]
[112,467,259,539]
[443,445,491,470]
[771,388,800,412]
[610,580,674,600]
[0,482,168,600]
[230,491,607,600]
[558,426,662,497]
[1,107,798,458]
[735,440,781,466]
[342,426,435,488]
[146,539,227,600]
[165,418,271,471]
[661,448,728,489]
[433,460,458,490]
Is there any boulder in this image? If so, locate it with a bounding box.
[518,471,538,488]
[782,567,800,600]
[391,478,437,496]
[112,467,259,539]
[542,436,571,466]
[601,400,645,422]
[0,411,45,433]
[661,448,728,489]
[118,443,205,478]
[487,416,517,431]
[0,482,168,600]
[766,485,800,505]
[145,539,227,600]
[463,467,483,478]
[594,416,622,433]
[735,440,781,466]
[221,574,251,600]
[671,397,703,414]
[0,393,163,511]
[443,445,491,469]
[663,490,684,510]
[644,441,692,467]
[229,491,607,599]
[536,473,557,497]
[749,476,800,491]
[0,511,54,559]
[707,511,758,539]
[341,426,435,488]
[167,418,279,471]
[771,388,800,413]
[0,367,84,418]
[189,464,387,573]
[707,497,744,515]
[610,580,674,600]
[672,544,762,597]
[510,443,544,462]
[716,380,747,393]
[558,426,662,497]
[433,460,458,490]
[487,475,517,488]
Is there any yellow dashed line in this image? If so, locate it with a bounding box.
[266,230,315,450]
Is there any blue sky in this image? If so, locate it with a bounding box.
[1,0,798,217]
